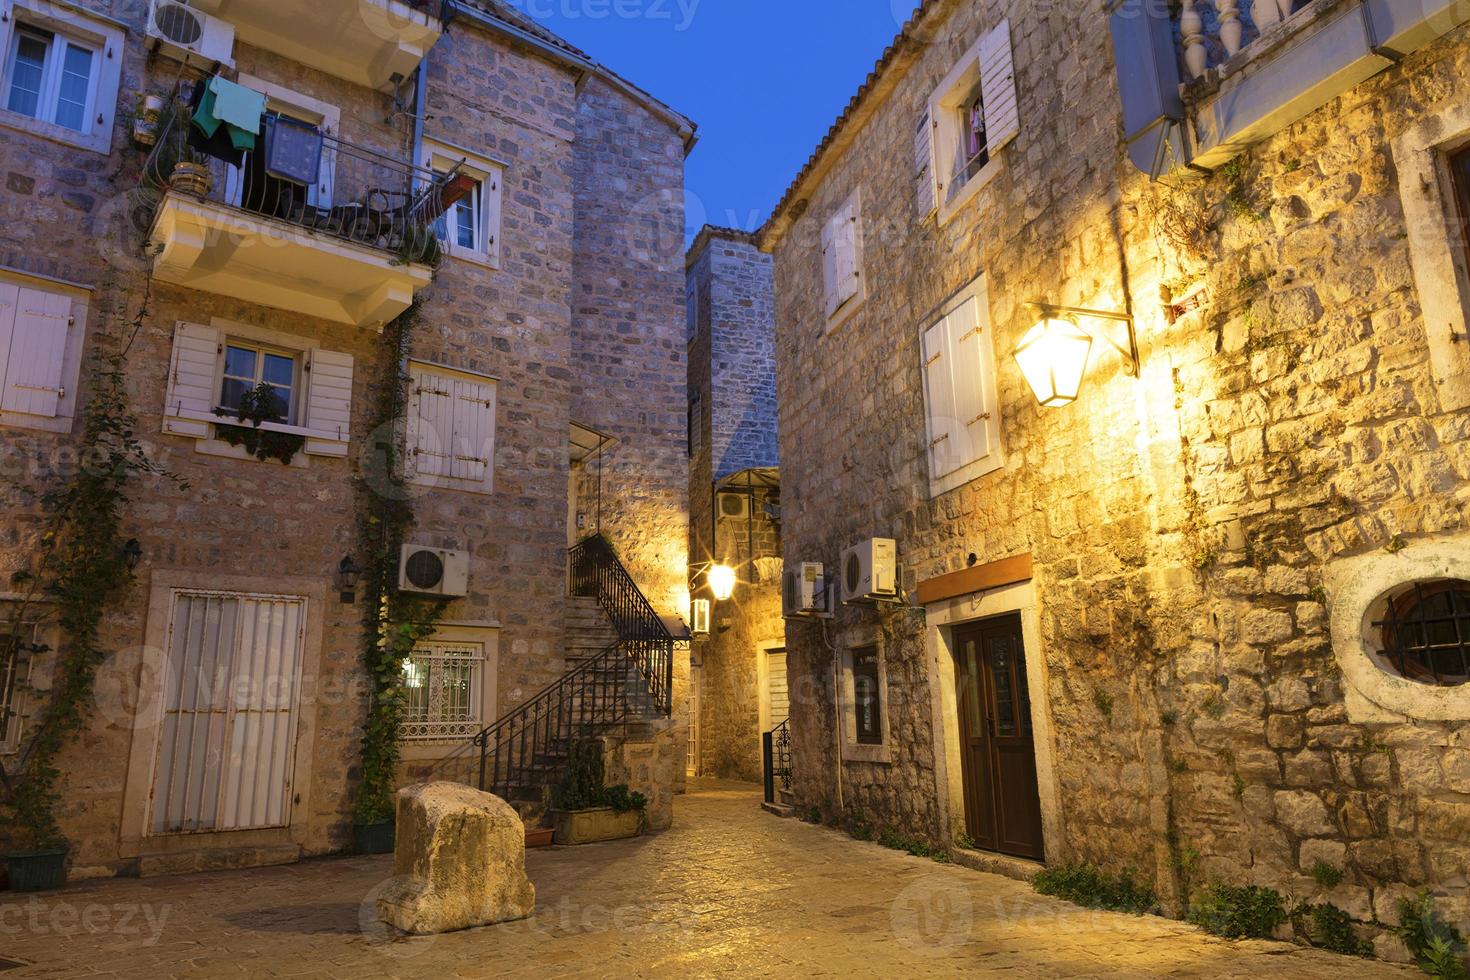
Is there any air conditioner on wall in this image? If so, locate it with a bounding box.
[399,545,470,598]
[717,492,750,521]
[145,0,236,70]
[782,562,830,619]
[840,538,898,604]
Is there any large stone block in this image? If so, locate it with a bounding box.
[377,782,535,935]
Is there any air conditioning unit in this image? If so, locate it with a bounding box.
[146,0,235,70]
[398,545,469,598]
[782,562,829,619]
[717,492,749,522]
[840,537,898,604]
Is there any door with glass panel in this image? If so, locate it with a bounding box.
[952,613,1044,860]
[151,592,306,834]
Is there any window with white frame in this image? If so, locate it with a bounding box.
[920,276,1003,497]
[405,361,497,493]
[0,274,87,434]
[0,0,122,152]
[422,138,505,268]
[820,190,864,326]
[219,340,300,424]
[162,321,355,459]
[918,19,1020,224]
[401,640,485,741]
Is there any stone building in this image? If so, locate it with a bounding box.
[760,0,1470,953]
[0,0,692,877]
[684,226,781,783]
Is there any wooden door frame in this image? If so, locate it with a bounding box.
[923,578,1062,865]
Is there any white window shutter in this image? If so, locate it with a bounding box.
[408,368,454,479]
[948,296,997,468]
[834,202,859,308]
[820,217,840,318]
[484,168,503,266]
[163,322,220,438]
[449,377,495,486]
[0,287,72,418]
[303,348,353,458]
[979,19,1020,152]
[0,283,21,416]
[921,318,958,480]
[915,109,938,218]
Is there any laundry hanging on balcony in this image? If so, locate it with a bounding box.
[190,76,266,157]
[262,116,324,186]
[185,79,244,166]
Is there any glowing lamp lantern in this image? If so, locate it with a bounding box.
[1013,316,1094,408]
[707,563,737,602]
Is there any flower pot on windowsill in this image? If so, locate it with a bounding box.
[352,821,395,855]
[549,807,643,846]
[6,847,68,892]
[525,826,555,849]
[170,162,212,197]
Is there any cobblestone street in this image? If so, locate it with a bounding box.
[0,781,1417,978]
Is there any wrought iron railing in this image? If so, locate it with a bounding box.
[140,86,457,263]
[426,535,674,802]
[1176,0,1313,80]
[762,718,792,805]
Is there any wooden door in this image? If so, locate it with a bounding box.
[953,613,1044,860]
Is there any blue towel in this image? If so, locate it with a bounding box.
[263,116,323,186]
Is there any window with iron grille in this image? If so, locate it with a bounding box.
[1450,146,1470,280]
[401,641,484,741]
[853,646,883,745]
[1371,579,1470,687]
[0,632,19,751]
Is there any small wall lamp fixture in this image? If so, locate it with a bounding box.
[1013,303,1139,407]
[690,598,711,636]
[122,538,143,572]
[337,555,363,604]
[706,563,737,602]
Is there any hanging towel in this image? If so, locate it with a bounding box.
[208,76,266,137]
[263,115,323,186]
[186,79,243,167]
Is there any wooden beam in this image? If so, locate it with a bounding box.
[916,554,1033,606]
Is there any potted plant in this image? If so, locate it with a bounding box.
[352,784,396,855]
[5,739,69,892]
[548,739,647,845]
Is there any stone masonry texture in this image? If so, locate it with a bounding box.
[0,0,690,878]
[765,0,1470,954]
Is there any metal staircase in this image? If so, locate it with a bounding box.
[427,535,674,804]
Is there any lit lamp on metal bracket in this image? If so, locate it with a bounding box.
[688,559,737,636]
[1013,302,1140,407]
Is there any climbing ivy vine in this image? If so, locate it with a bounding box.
[0,280,182,852]
[351,299,448,825]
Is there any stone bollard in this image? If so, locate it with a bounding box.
[376,781,536,935]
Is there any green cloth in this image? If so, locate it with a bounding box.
[191,77,264,153]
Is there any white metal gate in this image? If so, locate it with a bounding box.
[151,591,306,835]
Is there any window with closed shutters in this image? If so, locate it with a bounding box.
[920,279,1003,496]
[821,191,865,327]
[0,277,85,433]
[407,362,497,493]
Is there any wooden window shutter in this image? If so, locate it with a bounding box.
[0,286,72,419]
[407,367,453,479]
[163,322,220,438]
[915,109,937,218]
[948,296,997,467]
[303,348,354,458]
[835,200,860,306]
[484,168,503,266]
[921,317,958,480]
[979,19,1020,152]
[820,215,840,318]
[449,377,495,486]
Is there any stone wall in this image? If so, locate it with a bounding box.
[0,2,690,876]
[766,0,1470,941]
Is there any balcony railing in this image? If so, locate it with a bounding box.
[142,92,456,264]
[1177,0,1313,80]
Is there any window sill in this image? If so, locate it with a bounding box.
[841,741,892,765]
[0,410,73,435]
[929,451,1005,499]
[824,290,866,336]
[0,107,111,156]
[407,473,495,496]
[937,155,1002,227]
[195,436,312,468]
[445,246,502,271]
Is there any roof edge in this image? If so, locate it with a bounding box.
[686,224,763,268]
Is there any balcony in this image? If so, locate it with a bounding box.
[142,100,455,329]
[192,0,445,91]
[1111,0,1470,175]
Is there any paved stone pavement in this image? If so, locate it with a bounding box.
[0,780,1417,978]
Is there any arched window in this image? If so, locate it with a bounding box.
[1371,580,1470,687]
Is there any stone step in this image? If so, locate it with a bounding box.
[760,801,797,818]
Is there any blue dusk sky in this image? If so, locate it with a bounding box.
[506,0,920,237]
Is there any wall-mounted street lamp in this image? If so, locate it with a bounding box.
[336,555,362,604]
[707,563,737,602]
[690,598,711,637]
[1013,303,1139,408]
[122,538,143,572]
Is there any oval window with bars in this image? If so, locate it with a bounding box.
[1369,579,1470,687]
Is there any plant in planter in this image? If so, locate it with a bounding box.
[548,738,648,845]
[214,383,305,464]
